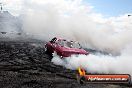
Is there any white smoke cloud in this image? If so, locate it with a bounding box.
[52,44,132,75]
[20,0,132,54]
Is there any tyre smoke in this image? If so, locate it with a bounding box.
[52,44,132,75]
[21,0,132,54]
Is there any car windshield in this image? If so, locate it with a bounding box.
[57,40,81,49]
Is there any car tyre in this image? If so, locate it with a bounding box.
[45,46,52,57]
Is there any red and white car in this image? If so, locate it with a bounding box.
[45,37,88,58]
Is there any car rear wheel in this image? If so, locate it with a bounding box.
[45,46,52,57]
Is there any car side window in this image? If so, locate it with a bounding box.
[57,40,64,47]
[67,41,73,48]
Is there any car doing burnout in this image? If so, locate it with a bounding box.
[45,37,88,57]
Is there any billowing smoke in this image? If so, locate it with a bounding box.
[5,0,132,75]
[52,44,132,75]
[21,0,132,54]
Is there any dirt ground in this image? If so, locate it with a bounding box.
[0,41,131,88]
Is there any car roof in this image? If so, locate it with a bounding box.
[56,37,79,43]
[53,37,65,41]
[54,37,78,43]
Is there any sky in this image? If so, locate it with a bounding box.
[1,0,132,17]
[84,0,132,17]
